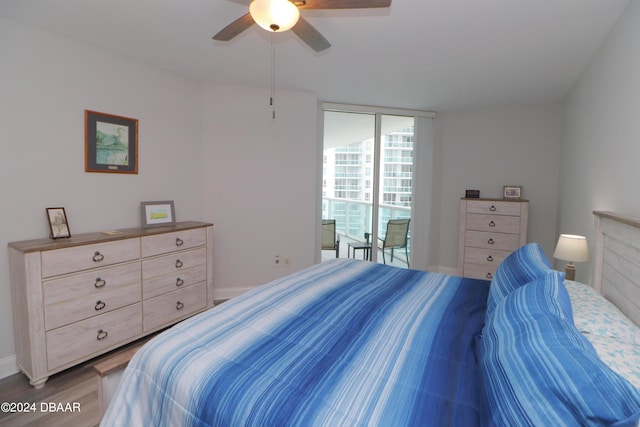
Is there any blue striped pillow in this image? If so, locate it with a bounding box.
[486,243,554,317]
[480,271,640,426]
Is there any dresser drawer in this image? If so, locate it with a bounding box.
[41,239,140,278]
[463,263,497,281]
[44,263,141,330]
[463,247,511,267]
[142,247,206,280]
[141,228,206,258]
[44,262,140,307]
[465,213,521,234]
[465,200,523,216]
[143,263,207,300]
[45,282,139,331]
[464,230,521,251]
[46,303,142,371]
[143,282,207,332]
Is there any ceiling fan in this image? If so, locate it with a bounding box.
[213,0,392,52]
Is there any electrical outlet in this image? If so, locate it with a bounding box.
[284,257,291,266]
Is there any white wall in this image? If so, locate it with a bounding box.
[0,18,204,372]
[431,105,564,272]
[560,0,640,284]
[201,85,319,299]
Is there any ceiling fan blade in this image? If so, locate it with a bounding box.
[296,0,391,9]
[291,16,331,52]
[212,13,255,41]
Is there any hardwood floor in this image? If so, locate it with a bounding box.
[0,361,100,427]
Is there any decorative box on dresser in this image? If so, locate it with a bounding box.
[8,221,213,388]
[458,198,528,280]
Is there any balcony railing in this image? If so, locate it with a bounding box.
[322,197,411,247]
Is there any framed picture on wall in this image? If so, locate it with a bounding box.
[141,201,176,228]
[85,110,138,174]
[46,207,71,239]
[503,185,522,199]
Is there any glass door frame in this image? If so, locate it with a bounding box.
[318,102,435,268]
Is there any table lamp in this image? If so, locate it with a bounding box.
[553,234,589,281]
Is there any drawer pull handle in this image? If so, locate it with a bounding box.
[490,205,497,212]
[175,259,184,268]
[487,255,494,262]
[485,272,493,279]
[92,251,104,262]
[176,277,184,287]
[176,238,184,246]
[488,238,495,245]
[94,278,106,288]
[96,329,108,340]
[176,301,184,310]
[489,221,496,227]
[95,300,106,311]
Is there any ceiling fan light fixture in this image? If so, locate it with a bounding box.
[250,0,300,33]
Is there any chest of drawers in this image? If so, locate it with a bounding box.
[8,221,213,388]
[458,198,528,280]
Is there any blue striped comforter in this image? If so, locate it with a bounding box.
[102,259,489,427]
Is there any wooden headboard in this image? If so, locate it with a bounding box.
[593,211,640,326]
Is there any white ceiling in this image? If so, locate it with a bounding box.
[0,0,630,111]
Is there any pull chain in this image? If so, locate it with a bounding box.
[270,34,276,120]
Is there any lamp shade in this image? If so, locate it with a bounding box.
[553,234,589,262]
[250,0,300,33]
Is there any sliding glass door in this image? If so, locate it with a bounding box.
[322,108,415,267]
[376,115,414,266]
[322,111,376,261]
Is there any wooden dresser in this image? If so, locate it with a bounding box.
[458,198,528,280]
[8,221,213,388]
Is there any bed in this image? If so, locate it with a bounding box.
[101,211,640,426]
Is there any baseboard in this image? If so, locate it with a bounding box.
[214,267,462,301]
[428,265,460,276]
[213,287,254,302]
[0,354,18,380]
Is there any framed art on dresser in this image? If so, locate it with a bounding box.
[141,200,176,228]
[46,207,71,239]
[503,185,522,199]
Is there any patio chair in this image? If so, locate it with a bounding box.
[321,219,340,258]
[378,219,410,265]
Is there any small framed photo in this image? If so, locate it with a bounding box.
[85,110,138,174]
[503,185,522,199]
[46,207,71,239]
[141,201,176,228]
